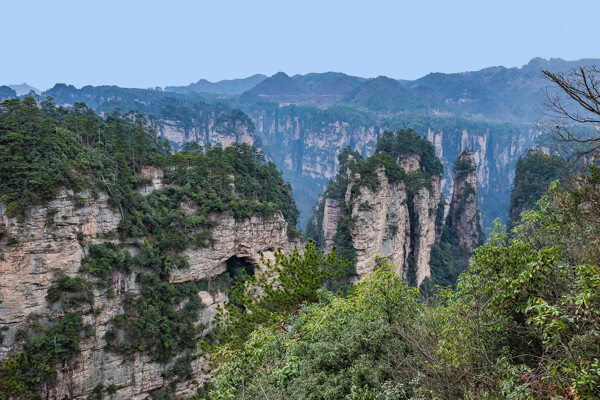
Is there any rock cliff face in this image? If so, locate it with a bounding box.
[0,191,120,335]
[411,177,442,284]
[151,112,256,149]
[312,154,442,286]
[447,151,482,254]
[348,166,411,277]
[349,168,441,285]
[238,103,536,229]
[311,135,484,287]
[251,113,378,181]
[239,106,379,227]
[321,198,341,253]
[426,123,539,227]
[0,174,292,398]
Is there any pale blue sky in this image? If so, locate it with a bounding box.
[3,0,598,90]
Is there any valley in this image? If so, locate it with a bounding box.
[7,57,593,230]
[1,57,599,399]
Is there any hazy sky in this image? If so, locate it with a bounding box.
[3,0,599,90]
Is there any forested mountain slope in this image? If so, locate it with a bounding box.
[0,98,299,398]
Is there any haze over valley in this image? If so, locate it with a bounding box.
[3,57,594,228]
[2,1,600,398]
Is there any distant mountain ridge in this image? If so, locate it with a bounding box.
[344,75,427,111]
[246,72,305,96]
[18,57,598,120]
[0,86,16,99]
[165,74,267,95]
[292,72,366,95]
[8,83,40,96]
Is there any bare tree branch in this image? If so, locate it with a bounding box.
[539,66,600,163]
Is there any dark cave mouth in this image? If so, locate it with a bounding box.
[225,256,256,282]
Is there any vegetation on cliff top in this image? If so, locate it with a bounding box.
[306,129,444,280]
[0,97,300,395]
[0,97,297,226]
[0,96,169,214]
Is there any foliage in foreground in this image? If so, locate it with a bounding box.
[215,241,352,346]
[208,177,600,399]
[508,149,567,229]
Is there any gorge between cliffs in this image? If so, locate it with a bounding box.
[0,99,483,399]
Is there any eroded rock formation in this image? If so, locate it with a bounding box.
[447,151,482,254]
[311,142,483,287]
[241,103,537,228]
[312,154,442,286]
[0,170,293,399]
[152,112,256,149]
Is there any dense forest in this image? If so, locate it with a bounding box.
[508,150,568,229]
[208,171,600,400]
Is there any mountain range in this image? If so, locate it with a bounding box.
[3,57,598,228]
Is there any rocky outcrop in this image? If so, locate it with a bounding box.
[0,190,120,334]
[321,199,341,253]
[398,154,421,173]
[151,112,256,149]
[447,151,482,254]
[238,103,538,230]
[240,106,379,227]
[142,98,536,230]
[411,176,442,284]
[316,157,442,286]
[348,166,411,277]
[172,213,289,284]
[0,173,294,399]
[48,283,214,400]
[426,124,539,226]
[137,166,165,195]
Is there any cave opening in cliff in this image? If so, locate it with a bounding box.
[225,256,256,283]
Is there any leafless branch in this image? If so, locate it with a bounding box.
[539,66,600,163]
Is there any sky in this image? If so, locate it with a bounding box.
[3,0,599,91]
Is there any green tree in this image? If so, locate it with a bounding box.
[216,241,350,345]
[209,261,428,400]
[508,149,567,229]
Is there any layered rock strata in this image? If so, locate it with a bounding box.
[241,103,537,227]
[0,172,292,399]
[314,149,485,286]
[316,158,442,285]
[447,150,482,254]
[348,166,411,277]
[151,113,256,149]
